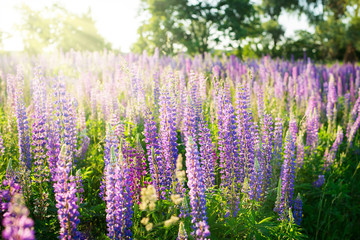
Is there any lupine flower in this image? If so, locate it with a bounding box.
[2,193,35,240]
[249,158,263,201]
[123,135,148,204]
[313,175,325,188]
[217,86,240,187]
[53,145,80,239]
[235,84,254,182]
[255,84,264,120]
[185,137,210,239]
[0,177,21,215]
[296,135,305,168]
[31,67,48,177]
[46,120,61,180]
[182,100,198,142]
[100,118,121,200]
[261,114,274,192]
[275,132,296,220]
[15,68,31,170]
[348,112,360,145]
[105,146,133,239]
[177,221,188,240]
[48,76,77,179]
[188,72,202,124]
[217,85,241,216]
[289,115,297,142]
[325,127,343,169]
[306,109,319,154]
[90,88,98,120]
[293,194,303,225]
[143,110,165,199]
[326,75,337,126]
[76,134,90,160]
[153,72,160,113]
[159,88,178,195]
[0,134,5,158]
[198,115,216,189]
[6,74,17,115]
[175,154,188,218]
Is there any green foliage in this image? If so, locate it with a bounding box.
[132,0,360,61]
[17,4,111,54]
[132,0,258,56]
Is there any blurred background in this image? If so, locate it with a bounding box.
[0,0,359,62]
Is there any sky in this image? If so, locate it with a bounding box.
[0,0,312,52]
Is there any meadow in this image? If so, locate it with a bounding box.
[0,51,359,239]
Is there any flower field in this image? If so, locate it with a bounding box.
[0,52,359,239]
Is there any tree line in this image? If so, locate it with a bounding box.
[0,1,359,62]
[132,0,360,62]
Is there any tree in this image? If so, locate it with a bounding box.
[17,4,111,53]
[132,0,188,55]
[215,0,260,54]
[133,0,258,56]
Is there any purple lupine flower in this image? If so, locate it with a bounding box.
[306,109,319,154]
[153,72,160,113]
[348,111,360,145]
[31,67,48,177]
[123,135,148,204]
[324,127,343,169]
[0,177,21,215]
[53,145,80,239]
[249,158,263,201]
[106,114,122,166]
[64,98,78,159]
[296,137,305,168]
[275,132,296,220]
[143,109,165,199]
[175,155,188,219]
[53,75,78,158]
[182,100,198,143]
[48,75,78,179]
[159,88,178,195]
[76,134,90,160]
[46,120,61,180]
[90,89,97,120]
[15,68,31,170]
[0,134,5,158]
[289,115,297,142]
[255,84,264,121]
[293,194,303,225]
[177,221,188,240]
[273,117,283,165]
[105,147,133,239]
[6,74,17,115]
[75,170,84,205]
[78,107,86,133]
[261,114,274,192]
[198,73,207,103]
[188,72,202,127]
[326,75,337,125]
[350,90,360,121]
[217,86,241,215]
[100,119,121,200]
[104,147,117,238]
[217,86,240,187]
[198,114,216,189]
[313,175,325,188]
[2,193,35,240]
[185,137,210,239]
[235,84,255,182]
